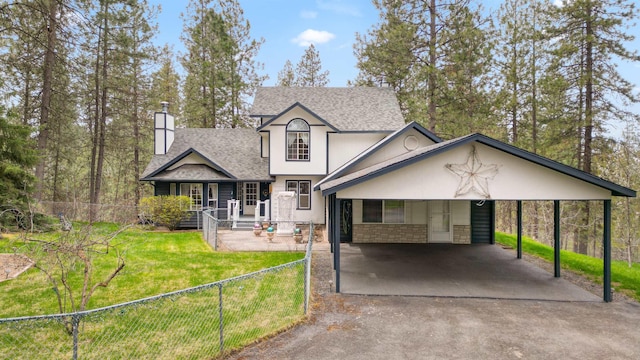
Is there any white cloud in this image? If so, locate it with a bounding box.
[300,10,318,19]
[292,29,336,46]
[316,0,361,17]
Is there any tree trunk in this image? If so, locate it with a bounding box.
[427,0,437,132]
[35,0,59,200]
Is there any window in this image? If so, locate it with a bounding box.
[286,180,311,210]
[286,119,309,161]
[362,200,405,224]
[180,183,203,211]
[207,183,218,209]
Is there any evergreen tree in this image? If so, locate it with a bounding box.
[0,105,37,207]
[150,46,182,119]
[276,60,295,87]
[294,44,330,87]
[353,0,493,136]
[181,0,265,128]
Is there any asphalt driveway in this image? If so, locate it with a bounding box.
[228,250,640,360]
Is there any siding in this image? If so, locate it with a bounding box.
[155,182,171,196]
[471,201,494,244]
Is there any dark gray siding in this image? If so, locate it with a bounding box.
[471,201,494,244]
[218,183,235,209]
[155,182,171,196]
[179,211,201,229]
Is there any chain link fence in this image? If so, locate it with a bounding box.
[37,201,139,224]
[0,222,314,359]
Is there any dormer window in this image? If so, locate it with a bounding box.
[287,119,310,161]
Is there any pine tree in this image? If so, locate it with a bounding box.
[353,0,493,136]
[545,0,640,254]
[181,0,265,128]
[0,105,37,207]
[276,60,296,87]
[294,44,330,87]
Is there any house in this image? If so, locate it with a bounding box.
[141,86,635,301]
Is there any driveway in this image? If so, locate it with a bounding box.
[228,250,640,360]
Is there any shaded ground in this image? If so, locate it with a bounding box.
[228,249,640,360]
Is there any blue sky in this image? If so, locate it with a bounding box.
[149,0,640,135]
[151,0,378,86]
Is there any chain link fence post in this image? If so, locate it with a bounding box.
[218,283,224,354]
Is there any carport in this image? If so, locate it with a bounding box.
[337,243,600,301]
[320,134,636,302]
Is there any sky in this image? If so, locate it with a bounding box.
[149,0,640,135]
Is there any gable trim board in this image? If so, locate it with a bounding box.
[320,133,635,199]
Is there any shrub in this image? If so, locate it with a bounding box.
[139,196,191,230]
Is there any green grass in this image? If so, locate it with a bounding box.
[496,232,640,302]
[1,224,308,359]
[0,223,304,317]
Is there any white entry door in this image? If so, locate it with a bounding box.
[429,200,452,243]
[243,182,258,215]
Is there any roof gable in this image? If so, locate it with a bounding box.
[251,87,405,132]
[320,133,636,198]
[256,102,339,132]
[315,122,441,190]
[143,148,235,180]
[141,128,271,182]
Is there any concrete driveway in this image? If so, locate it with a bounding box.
[228,250,640,360]
[338,243,601,301]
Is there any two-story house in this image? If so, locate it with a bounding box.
[141,86,634,246]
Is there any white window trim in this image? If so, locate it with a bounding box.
[180,183,203,211]
[286,180,311,210]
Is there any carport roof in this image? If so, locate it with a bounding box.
[319,133,636,198]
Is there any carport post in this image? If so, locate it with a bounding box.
[554,200,561,278]
[603,200,612,302]
[333,195,341,293]
[517,201,522,259]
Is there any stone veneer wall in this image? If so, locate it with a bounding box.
[453,225,471,244]
[353,224,428,243]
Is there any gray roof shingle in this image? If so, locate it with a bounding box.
[251,87,405,131]
[141,128,271,182]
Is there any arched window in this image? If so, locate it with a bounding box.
[286,119,310,160]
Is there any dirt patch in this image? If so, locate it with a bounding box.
[0,254,34,282]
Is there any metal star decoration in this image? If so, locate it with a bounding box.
[445,145,501,199]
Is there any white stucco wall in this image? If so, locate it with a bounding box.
[349,128,438,173]
[266,107,330,175]
[335,142,611,200]
[270,176,325,224]
[260,132,269,157]
[327,133,388,172]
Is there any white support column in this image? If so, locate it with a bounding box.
[255,202,260,223]
[264,200,270,222]
[227,200,233,222]
[232,200,240,228]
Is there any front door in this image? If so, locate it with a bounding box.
[429,200,452,243]
[243,182,258,215]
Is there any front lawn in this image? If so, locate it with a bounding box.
[496,232,640,302]
[0,224,304,318]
